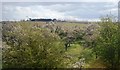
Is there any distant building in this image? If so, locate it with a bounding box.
[29,18,57,22]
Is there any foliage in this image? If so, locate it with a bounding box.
[2,23,65,68]
[95,16,120,68]
[82,24,100,48]
[79,48,93,63]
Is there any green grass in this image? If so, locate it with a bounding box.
[63,44,84,67]
[65,44,83,57]
[88,59,106,68]
[63,44,106,68]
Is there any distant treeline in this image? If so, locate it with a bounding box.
[28,18,93,24]
[29,18,57,22]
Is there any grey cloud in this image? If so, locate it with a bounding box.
[2,2,118,21]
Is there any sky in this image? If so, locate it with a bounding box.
[1,0,119,2]
[1,0,119,21]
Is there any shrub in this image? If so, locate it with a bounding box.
[95,16,120,68]
[2,22,65,68]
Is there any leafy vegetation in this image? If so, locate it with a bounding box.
[2,23,65,68]
[2,15,120,69]
[94,16,120,68]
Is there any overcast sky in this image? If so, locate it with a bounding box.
[1,0,119,2]
[1,0,119,21]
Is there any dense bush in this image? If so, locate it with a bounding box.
[95,16,120,68]
[2,23,65,68]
